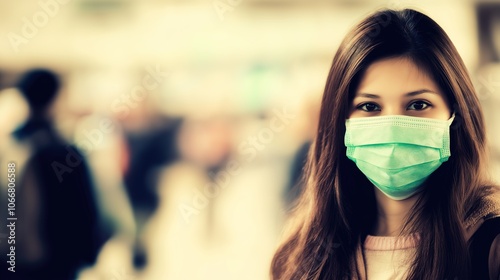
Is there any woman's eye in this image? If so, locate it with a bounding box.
[357,103,381,112]
[407,101,430,111]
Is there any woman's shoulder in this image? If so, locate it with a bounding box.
[468,213,500,280]
[488,234,500,280]
[464,186,500,279]
[465,186,500,235]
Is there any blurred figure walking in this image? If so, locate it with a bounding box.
[0,69,110,280]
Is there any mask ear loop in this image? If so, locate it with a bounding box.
[448,112,456,125]
[449,104,461,130]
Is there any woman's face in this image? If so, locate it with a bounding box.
[349,57,452,120]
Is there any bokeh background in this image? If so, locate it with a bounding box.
[0,0,499,279]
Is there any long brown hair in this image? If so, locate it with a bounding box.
[271,9,494,280]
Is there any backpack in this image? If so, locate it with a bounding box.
[469,215,500,279]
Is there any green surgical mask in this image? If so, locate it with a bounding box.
[344,114,454,200]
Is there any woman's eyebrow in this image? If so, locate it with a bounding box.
[355,89,436,98]
[355,93,380,99]
[405,89,436,96]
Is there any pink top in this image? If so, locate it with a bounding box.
[362,234,420,279]
[364,234,419,250]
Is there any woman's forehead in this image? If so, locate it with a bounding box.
[355,57,443,99]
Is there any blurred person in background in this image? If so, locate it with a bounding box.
[0,69,110,280]
[118,97,183,269]
[71,113,138,279]
[139,116,248,279]
[272,9,500,280]
[175,117,234,236]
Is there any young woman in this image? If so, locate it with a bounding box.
[271,9,500,280]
